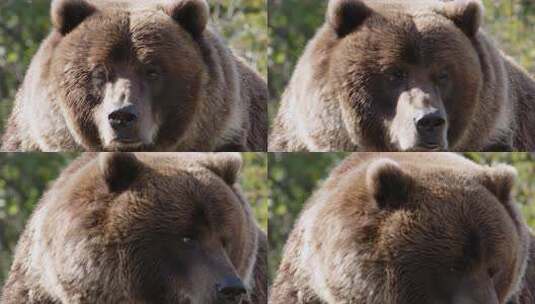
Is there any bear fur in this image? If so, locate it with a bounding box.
[269,0,535,152]
[1,152,267,304]
[270,153,534,304]
[1,0,267,152]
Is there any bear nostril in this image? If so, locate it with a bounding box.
[108,106,138,129]
[416,112,446,132]
[216,276,247,300]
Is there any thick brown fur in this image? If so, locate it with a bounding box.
[270,153,534,304]
[269,0,535,152]
[1,0,267,152]
[1,152,267,304]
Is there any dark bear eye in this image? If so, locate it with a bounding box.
[92,65,111,86]
[436,70,450,84]
[487,266,498,278]
[386,68,407,82]
[222,238,230,250]
[145,66,162,80]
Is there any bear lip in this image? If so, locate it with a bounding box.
[105,138,145,151]
[406,144,446,152]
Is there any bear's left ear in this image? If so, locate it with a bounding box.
[366,158,412,210]
[200,153,243,185]
[164,0,209,37]
[98,153,143,192]
[327,0,372,37]
[51,0,97,35]
[440,0,483,37]
[480,164,517,203]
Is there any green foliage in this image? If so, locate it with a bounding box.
[268,152,348,281]
[0,153,79,285]
[268,0,535,119]
[268,0,326,120]
[0,152,268,288]
[0,0,51,136]
[212,0,267,78]
[241,153,268,230]
[269,153,535,283]
[0,0,267,135]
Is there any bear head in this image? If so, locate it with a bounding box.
[48,0,211,151]
[313,0,486,151]
[303,154,530,304]
[40,152,258,304]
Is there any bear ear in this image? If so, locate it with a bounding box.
[480,164,517,203]
[51,0,96,35]
[200,153,243,185]
[164,0,209,37]
[98,153,143,192]
[366,159,412,210]
[327,0,372,37]
[440,0,483,37]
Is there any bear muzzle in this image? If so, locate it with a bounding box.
[215,275,247,304]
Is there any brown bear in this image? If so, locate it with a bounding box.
[1,0,267,152]
[269,0,535,152]
[270,153,534,304]
[1,152,267,304]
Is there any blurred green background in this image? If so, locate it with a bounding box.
[268,0,535,120]
[0,0,267,136]
[0,152,268,288]
[269,153,535,282]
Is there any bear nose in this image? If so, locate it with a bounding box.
[415,111,446,134]
[215,276,247,301]
[108,105,138,129]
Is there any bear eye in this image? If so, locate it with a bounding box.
[386,68,407,82]
[436,70,450,85]
[181,237,193,244]
[487,266,498,278]
[222,238,230,250]
[145,66,162,81]
[92,65,110,86]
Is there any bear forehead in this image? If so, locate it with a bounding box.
[61,9,186,61]
[359,0,445,15]
[86,0,175,11]
[348,1,464,37]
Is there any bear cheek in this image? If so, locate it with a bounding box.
[59,74,102,148]
[441,57,482,148]
[154,84,199,148]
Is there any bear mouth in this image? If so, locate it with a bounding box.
[407,145,446,152]
[104,139,150,151]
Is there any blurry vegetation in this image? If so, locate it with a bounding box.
[0,153,78,287]
[268,0,535,119]
[269,153,535,282]
[0,152,267,288]
[241,153,269,230]
[0,0,267,136]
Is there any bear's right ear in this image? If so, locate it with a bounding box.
[199,153,243,185]
[98,153,143,193]
[440,0,483,37]
[164,0,209,37]
[327,0,372,37]
[366,159,412,210]
[480,164,517,204]
[51,0,96,35]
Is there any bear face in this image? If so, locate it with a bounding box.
[326,0,483,151]
[2,0,268,152]
[271,153,532,304]
[2,153,265,304]
[269,0,535,152]
[50,0,209,151]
